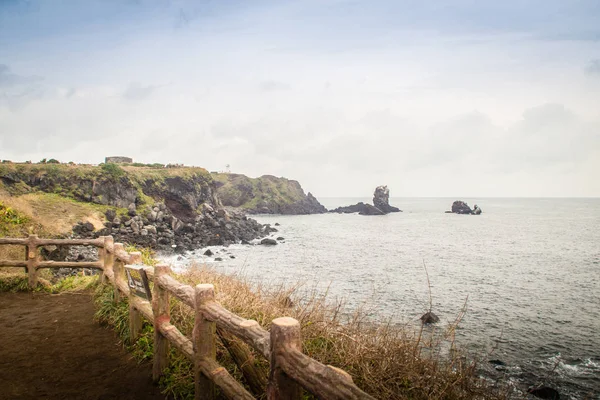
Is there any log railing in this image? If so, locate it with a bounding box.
[0,235,375,400]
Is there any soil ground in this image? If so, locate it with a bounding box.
[0,291,167,400]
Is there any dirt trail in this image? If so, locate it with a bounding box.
[0,291,167,400]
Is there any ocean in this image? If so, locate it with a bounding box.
[163,197,600,398]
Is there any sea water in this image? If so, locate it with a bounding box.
[163,198,600,398]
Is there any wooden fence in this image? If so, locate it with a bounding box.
[0,235,375,400]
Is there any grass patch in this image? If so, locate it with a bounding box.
[90,264,508,400]
[0,190,123,240]
[0,269,98,293]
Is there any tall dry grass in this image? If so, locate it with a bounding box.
[169,264,508,399]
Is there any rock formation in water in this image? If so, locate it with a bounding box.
[448,200,482,215]
[373,185,401,213]
[330,185,402,215]
[420,311,440,324]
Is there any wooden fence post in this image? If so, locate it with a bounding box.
[194,284,217,400]
[102,236,114,285]
[127,251,144,342]
[98,236,106,283]
[267,317,303,400]
[112,243,125,302]
[152,264,171,381]
[26,235,39,289]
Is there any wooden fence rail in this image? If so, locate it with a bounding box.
[0,235,376,400]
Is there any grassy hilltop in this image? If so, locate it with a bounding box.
[212,172,326,214]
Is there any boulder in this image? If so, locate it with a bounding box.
[420,311,440,324]
[105,209,116,222]
[203,249,214,256]
[373,185,402,213]
[277,237,285,241]
[261,238,277,246]
[127,203,137,216]
[215,257,223,261]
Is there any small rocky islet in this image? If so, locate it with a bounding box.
[446,200,483,215]
[330,185,402,215]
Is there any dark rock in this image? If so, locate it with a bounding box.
[450,200,482,215]
[204,249,214,256]
[215,257,223,261]
[274,223,280,226]
[359,204,385,215]
[527,386,560,400]
[330,186,401,216]
[105,209,116,221]
[229,255,235,259]
[127,203,137,216]
[277,237,285,241]
[489,359,506,366]
[420,311,440,324]
[373,185,402,213]
[261,238,277,245]
[40,245,69,261]
[330,202,371,214]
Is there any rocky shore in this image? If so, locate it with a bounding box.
[73,202,277,252]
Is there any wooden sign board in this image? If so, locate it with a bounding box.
[125,265,152,301]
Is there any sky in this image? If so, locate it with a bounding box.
[0,0,599,197]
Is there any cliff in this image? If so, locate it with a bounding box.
[0,163,274,251]
[211,173,327,215]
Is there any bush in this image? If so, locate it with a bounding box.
[100,163,125,179]
[47,159,60,164]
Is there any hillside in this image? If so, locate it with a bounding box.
[0,163,271,251]
[212,173,327,214]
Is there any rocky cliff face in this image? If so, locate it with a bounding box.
[0,163,275,251]
[212,173,327,215]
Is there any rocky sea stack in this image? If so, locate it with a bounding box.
[331,185,402,215]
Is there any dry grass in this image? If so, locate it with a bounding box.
[168,264,506,400]
[0,192,105,235]
[0,187,109,261]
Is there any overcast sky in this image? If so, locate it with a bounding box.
[1,0,599,197]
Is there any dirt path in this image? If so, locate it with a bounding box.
[0,291,167,400]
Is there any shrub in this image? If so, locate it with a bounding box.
[100,163,125,179]
[47,159,60,164]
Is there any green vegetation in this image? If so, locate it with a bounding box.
[0,270,98,293]
[0,201,29,235]
[212,173,306,210]
[100,162,125,179]
[0,162,213,217]
[91,264,507,399]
